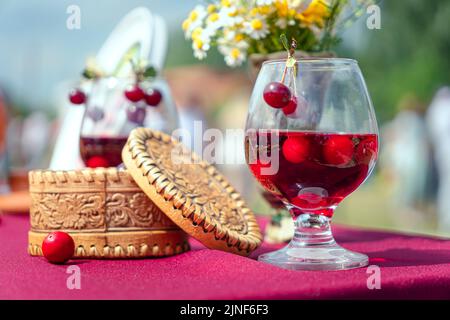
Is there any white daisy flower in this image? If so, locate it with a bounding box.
[218,6,244,27]
[192,39,210,60]
[182,5,208,39]
[191,27,214,60]
[220,30,248,49]
[219,46,247,67]
[244,16,269,40]
[256,0,276,5]
[205,12,222,32]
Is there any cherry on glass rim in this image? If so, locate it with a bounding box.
[42,231,75,264]
[283,95,308,119]
[124,84,145,102]
[144,88,162,106]
[282,96,298,115]
[263,82,291,109]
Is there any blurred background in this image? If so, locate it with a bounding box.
[0,0,449,236]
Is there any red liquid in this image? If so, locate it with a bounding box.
[80,136,128,168]
[246,131,378,217]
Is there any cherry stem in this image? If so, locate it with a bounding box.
[280,38,297,85]
[128,59,141,84]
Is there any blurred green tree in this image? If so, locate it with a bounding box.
[344,0,450,122]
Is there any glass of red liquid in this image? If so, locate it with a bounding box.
[79,77,178,168]
[245,59,379,270]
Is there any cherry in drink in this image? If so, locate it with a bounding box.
[79,136,128,168]
[246,130,378,218]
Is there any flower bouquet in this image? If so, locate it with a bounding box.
[183,0,374,71]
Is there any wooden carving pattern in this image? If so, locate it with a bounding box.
[124,128,262,255]
[106,192,176,228]
[29,169,177,232]
[30,192,105,230]
[147,139,249,234]
[28,230,190,259]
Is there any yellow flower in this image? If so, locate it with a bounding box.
[250,4,273,17]
[189,10,199,22]
[258,5,273,15]
[208,13,220,23]
[207,4,217,13]
[234,33,245,42]
[194,38,204,50]
[182,19,190,31]
[221,0,232,7]
[244,16,269,39]
[251,19,263,30]
[296,0,329,27]
[230,48,240,59]
[220,46,246,67]
[276,0,289,16]
[191,27,203,40]
[228,8,239,17]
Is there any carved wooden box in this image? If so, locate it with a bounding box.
[28,168,189,259]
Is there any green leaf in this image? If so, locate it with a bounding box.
[280,34,289,52]
[143,66,157,78]
[82,68,95,80]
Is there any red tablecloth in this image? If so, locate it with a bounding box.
[1,214,450,300]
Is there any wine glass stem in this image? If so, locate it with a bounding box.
[290,212,335,247]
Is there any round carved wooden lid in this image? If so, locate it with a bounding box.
[122,128,262,256]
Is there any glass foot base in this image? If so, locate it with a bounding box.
[258,242,368,271]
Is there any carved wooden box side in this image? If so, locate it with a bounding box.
[28,168,189,259]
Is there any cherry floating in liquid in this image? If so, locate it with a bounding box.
[126,105,146,124]
[144,88,162,106]
[355,138,377,163]
[86,155,109,168]
[322,135,354,166]
[282,135,310,164]
[69,89,86,105]
[42,231,75,264]
[124,85,145,102]
[263,82,291,109]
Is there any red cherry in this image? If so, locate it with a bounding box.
[282,96,297,115]
[144,88,162,106]
[355,137,377,164]
[69,89,86,105]
[86,156,109,168]
[124,85,144,102]
[42,231,75,264]
[322,135,354,166]
[283,95,308,118]
[263,82,291,109]
[292,192,328,210]
[282,136,310,163]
